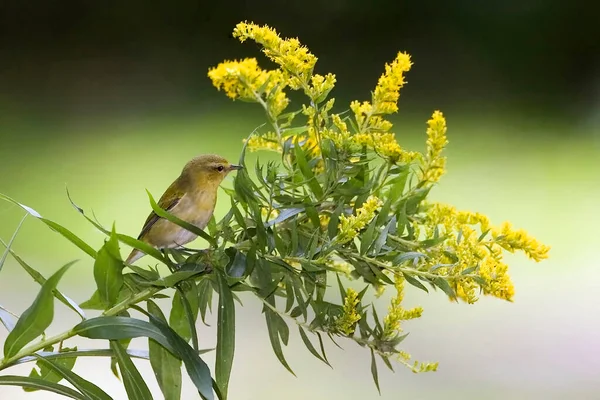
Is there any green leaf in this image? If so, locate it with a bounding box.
[0,304,17,332]
[461,266,477,275]
[215,272,235,399]
[264,308,295,376]
[148,301,182,400]
[147,190,216,247]
[170,283,199,343]
[26,350,76,392]
[264,207,304,228]
[328,203,343,239]
[32,355,112,400]
[433,277,456,300]
[3,261,74,358]
[74,316,214,400]
[143,269,203,288]
[66,189,173,267]
[298,326,330,366]
[370,216,395,256]
[7,349,150,368]
[94,225,124,308]
[0,193,97,258]
[370,349,381,394]
[360,218,378,255]
[393,251,427,266]
[0,375,86,399]
[0,241,86,319]
[197,279,213,326]
[0,214,27,274]
[110,340,153,400]
[402,272,429,293]
[225,248,247,278]
[293,140,323,198]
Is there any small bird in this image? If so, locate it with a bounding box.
[126,154,242,264]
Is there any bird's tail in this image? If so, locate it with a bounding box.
[125,249,145,265]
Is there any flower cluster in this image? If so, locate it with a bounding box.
[382,275,424,339]
[422,111,448,183]
[208,59,290,118]
[233,22,317,91]
[422,202,549,302]
[336,288,362,335]
[372,52,413,114]
[208,21,551,382]
[338,196,383,244]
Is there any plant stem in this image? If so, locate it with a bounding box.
[0,286,162,370]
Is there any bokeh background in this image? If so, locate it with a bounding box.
[1,1,599,399]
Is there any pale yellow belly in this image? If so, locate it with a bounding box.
[144,193,215,249]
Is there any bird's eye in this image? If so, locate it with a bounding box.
[216,165,225,172]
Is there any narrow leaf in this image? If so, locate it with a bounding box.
[110,340,153,400]
[148,301,182,400]
[0,193,97,258]
[94,226,124,308]
[0,239,86,319]
[265,308,295,376]
[0,214,27,274]
[215,272,235,399]
[402,272,429,293]
[0,375,85,399]
[4,262,74,358]
[33,355,112,400]
[370,349,381,394]
[298,326,330,366]
[0,304,17,332]
[74,316,214,400]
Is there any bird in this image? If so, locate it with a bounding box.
[125,154,242,264]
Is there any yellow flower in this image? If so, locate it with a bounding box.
[492,221,550,262]
[208,58,269,100]
[350,100,373,128]
[373,52,413,114]
[309,73,337,102]
[336,288,361,335]
[479,256,515,301]
[326,258,353,277]
[383,275,423,338]
[422,110,448,183]
[233,22,317,91]
[244,131,281,152]
[422,201,548,303]
[338,196,383,244]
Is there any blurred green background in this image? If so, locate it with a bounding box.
[1,1,599,399]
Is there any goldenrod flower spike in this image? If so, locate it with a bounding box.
[338,196,383,244]
[373,51,413,114]
[336,288,361,335]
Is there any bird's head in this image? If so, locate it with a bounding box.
[182,154,242,189]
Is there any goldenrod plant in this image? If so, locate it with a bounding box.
[0,21,549,399]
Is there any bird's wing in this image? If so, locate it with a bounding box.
[137,181,186,240]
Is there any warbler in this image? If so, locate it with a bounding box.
[126,154,242,264]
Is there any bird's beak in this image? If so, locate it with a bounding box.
[228,164,243,171]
